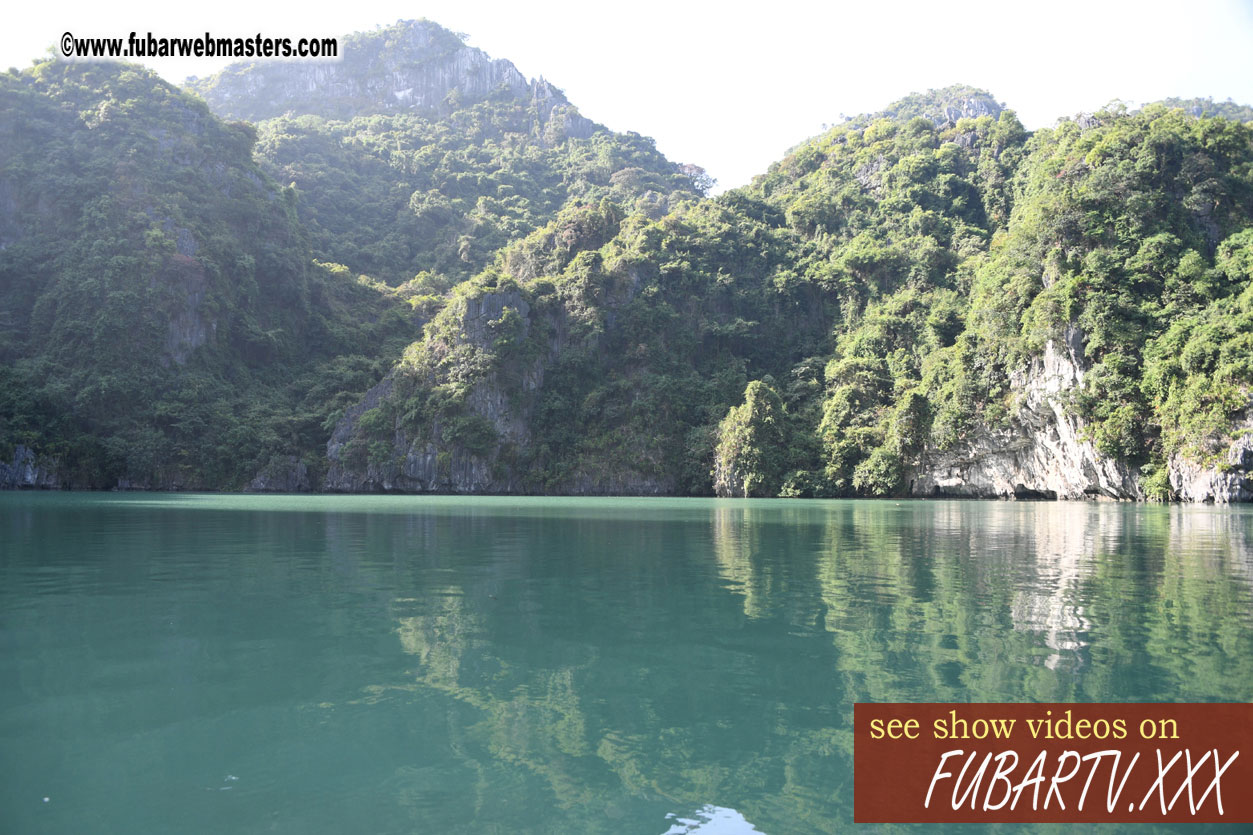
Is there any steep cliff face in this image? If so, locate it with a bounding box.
[911,327,1143,500]
[321,376,523,494]
[246,455,312,493]
[184,18,679,288]
[323,289,548,493]
[320,277,679,496]
[313,93,1252,503]
[7,53,1249,503]
[187,19,589,134]
[1168,414,1253,503]
[530,79,597,141]
[0,445,61,489]
[910,325,1253,503]
[853,84,1004,128]
[0,61,417,490]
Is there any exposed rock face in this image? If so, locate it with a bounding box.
[159,252,215,366]
[187,20,592,139]
[1168,414,1253,503]
[0,445,61,489]
[911,326,1143,500]
[856,85,1005,131]
[323,290,544,493]
[0,178,21,250]
[111,467,212,492]
[1,440,235,493]
[909,320,1252,503]
[907,324,1253,503]
[925,93,1003,126]
[531,79,596,141]
[321,376,525,495]
[247,455,312,493]
[321,280,677,495]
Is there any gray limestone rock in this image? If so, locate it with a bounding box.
[1167,415,1253,503]
[0,445,60,489]
[911,326,1142,500]
[187,20,588,136]
[247,455,312,493]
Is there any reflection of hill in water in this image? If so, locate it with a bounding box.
[310,500,1253,832]
[5,495,1250,833]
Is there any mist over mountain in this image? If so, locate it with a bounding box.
[2,19,1251,501]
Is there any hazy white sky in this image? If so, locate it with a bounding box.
[6,1,1253,189]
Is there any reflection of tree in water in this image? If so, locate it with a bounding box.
[1022,504,1253,704]
[370,505,852,832]
[711,503,829,628]
[815,501,1058,704]
[712,505,767,620]
[816,502,1253,707]
[321,501,1253,833]
[393,594,607,818]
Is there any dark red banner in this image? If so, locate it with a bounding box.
[854,703,1252,823]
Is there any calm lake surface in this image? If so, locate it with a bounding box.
[2,493,1252,833]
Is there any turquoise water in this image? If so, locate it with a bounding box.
[1,493,1251,833]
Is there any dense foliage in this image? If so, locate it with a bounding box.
[0,24,703,489]
[1152,97,1253,124]
[0,61,415,487]
[2,19,1250,500]
[967,106,1253,488]
[344,89,1253,498]
[713,381,791,497]
[189,20,706,285]
[253,106,702,283]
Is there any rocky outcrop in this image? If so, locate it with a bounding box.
[247,455,312,492]
[1167,414,1253,503]
[531,79,596,141]
[159,252,215,366]
[911,326,1143,500]
[111,468,213,492]
[925,93,1003,127]
[0,445,61,489]
[909,321,1252,503]
[323,289,547,493]
[187,20,594,140]
[0,445,228,492]
[856,85,1005,131]
[320,274,679,495]
[188,21,523,122]
[321,373,529,495]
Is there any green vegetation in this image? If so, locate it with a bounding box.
[342,89,1251,497]
[341,91,1027,494]
[0,61,415,487]
[253,109,702,283]
[713,381,790,497]
[2,18,1250,500]
[0,23,703,489]
[1152,97,1253,124]
[971,105,1253,474]
[190,20,705,285]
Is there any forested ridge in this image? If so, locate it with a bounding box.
[2,20,1250,501]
